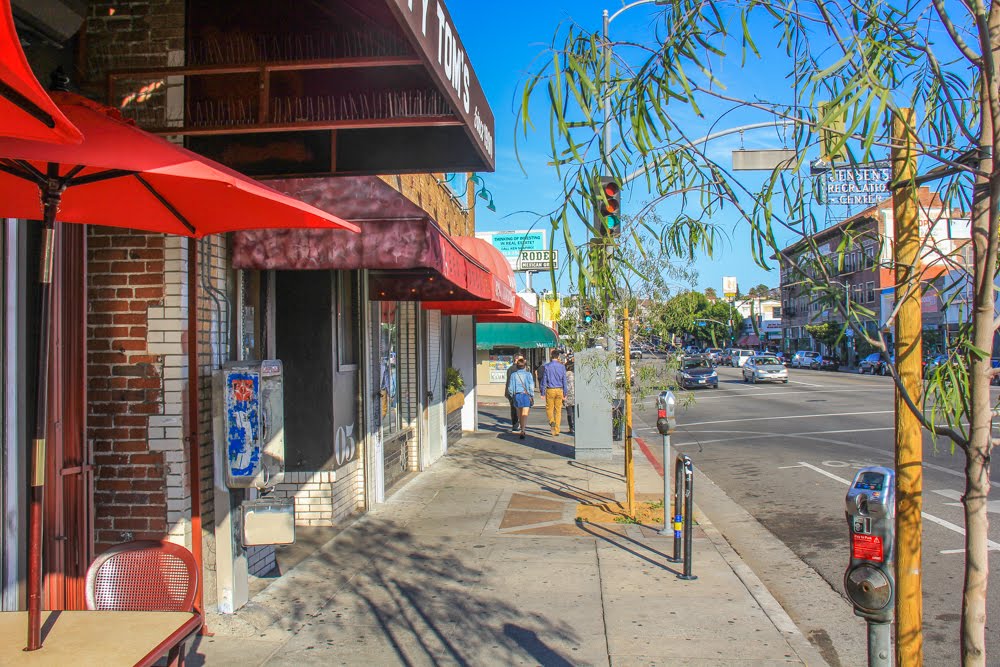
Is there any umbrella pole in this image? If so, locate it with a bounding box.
[26,184,60,651]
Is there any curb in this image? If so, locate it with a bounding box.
[633,435,831,666]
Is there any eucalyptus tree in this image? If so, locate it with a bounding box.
[518,0,999,662]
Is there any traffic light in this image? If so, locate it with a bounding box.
[582,306,594,327]
[595,176,622,237]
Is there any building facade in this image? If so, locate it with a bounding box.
[1,0,524,618]
[778,188,970,361]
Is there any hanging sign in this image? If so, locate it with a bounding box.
[825,161,891,206]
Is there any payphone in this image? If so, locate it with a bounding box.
[844,466,895,667]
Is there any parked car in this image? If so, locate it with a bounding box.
[629,347,643,360]
[730,349,755,367]
[790,350,822,369]
[742,354,789,384]
[819,357,841,371]
[675,355,719,389]
[857,353,883,375]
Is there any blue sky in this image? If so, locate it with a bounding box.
[447,2,887,297]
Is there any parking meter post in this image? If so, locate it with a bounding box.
[678,456,697,581]
[843,466,896,667]
[655,391,677,537]
[867,621,891,667]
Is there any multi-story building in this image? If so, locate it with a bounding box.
[732,293,782,349]
[778,188,970,361]
[0,0,528,622]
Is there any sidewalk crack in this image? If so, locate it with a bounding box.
[594,540,612,667]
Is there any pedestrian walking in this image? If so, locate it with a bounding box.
[507,357,534,440]
[538,350,568,436]
[564,361,575,433]
[504,355,524,431]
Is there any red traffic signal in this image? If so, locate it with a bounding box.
[596,176,622,236]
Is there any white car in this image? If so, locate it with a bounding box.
[790,350,822,369]
[742,355,789,384]
[730,349,755,367]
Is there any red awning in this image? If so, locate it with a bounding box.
[422,237,516,313]
[232,216,493,301]
[476,296,537,324]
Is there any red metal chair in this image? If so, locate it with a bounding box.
[86,540,201,665]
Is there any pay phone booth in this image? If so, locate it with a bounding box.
[213,360,294,613]
[844,466,895,667]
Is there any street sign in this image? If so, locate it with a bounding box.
[732,149,797,171]
[517,249,559,271]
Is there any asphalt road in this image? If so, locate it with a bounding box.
[628,360,999,666]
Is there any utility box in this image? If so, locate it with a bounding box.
[573,348,614,461]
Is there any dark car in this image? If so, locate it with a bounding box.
[857,353,883,375]
[819,357,841,371]
[675,355,719,389]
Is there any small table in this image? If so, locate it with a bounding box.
[0,610,201,666]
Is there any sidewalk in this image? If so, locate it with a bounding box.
[192,402,829,666]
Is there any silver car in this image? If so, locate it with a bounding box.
[742,355,789,384]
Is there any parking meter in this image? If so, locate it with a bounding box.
[844,466,895,622]
[656,391,676,435]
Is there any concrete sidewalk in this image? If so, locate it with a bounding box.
[192,403,829,666]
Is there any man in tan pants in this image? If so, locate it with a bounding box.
[538,350,568,436]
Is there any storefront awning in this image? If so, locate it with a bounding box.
[476,322,557,350]
[231,176,493,302]
[423,237,516,313]
[475,297,537,324]
[108,0,494,177]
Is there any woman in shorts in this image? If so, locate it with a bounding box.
[506,357,534,439]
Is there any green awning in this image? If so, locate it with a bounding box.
[476,323,558,350]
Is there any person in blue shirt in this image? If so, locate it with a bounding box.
[538,351,569,436]
[506,357,534,440]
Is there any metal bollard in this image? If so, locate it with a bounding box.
[670,455,685,563]
[678,456,697,581]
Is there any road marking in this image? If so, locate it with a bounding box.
[933,489,1000,514]
[679,387,889,401]
[795,462,1000,553]
[681,410,894,427]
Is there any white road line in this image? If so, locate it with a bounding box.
[683,388,889,401]
[681,410,894,427]
[795,462,1000,553]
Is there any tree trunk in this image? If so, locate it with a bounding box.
[961,18,998,659]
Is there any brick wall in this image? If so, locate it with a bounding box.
[88,229,168,550]
[378,173,475,236]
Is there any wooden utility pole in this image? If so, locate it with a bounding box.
[623,305,635,516]
[892,107,923,665]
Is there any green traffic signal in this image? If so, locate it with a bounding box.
[595,176,622,237]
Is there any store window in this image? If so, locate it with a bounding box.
[378,301,402,439]
[337,272,358,369]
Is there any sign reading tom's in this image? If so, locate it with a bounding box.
[385,0,496,170]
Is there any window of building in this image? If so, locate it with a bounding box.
[378,302,402,439]
[337,271,358,369]
[866,281,875,303]
[773,306,782,317]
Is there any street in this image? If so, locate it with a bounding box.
[629,359,999,666]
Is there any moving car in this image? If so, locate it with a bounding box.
[629,347,644,360]
[819,357,841,371]
[790,350,822,369]
[742,354,789,384]
[703,348,723,363]
[730,349,755,367]
[675,355,719,389]
[718,349,734,366]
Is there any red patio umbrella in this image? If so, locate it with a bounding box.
[0,0,82,144]
[0,92,358,650]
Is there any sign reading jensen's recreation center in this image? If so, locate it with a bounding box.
[825,161,891,206]
[516,250,559,271]
[476,230,547,267]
